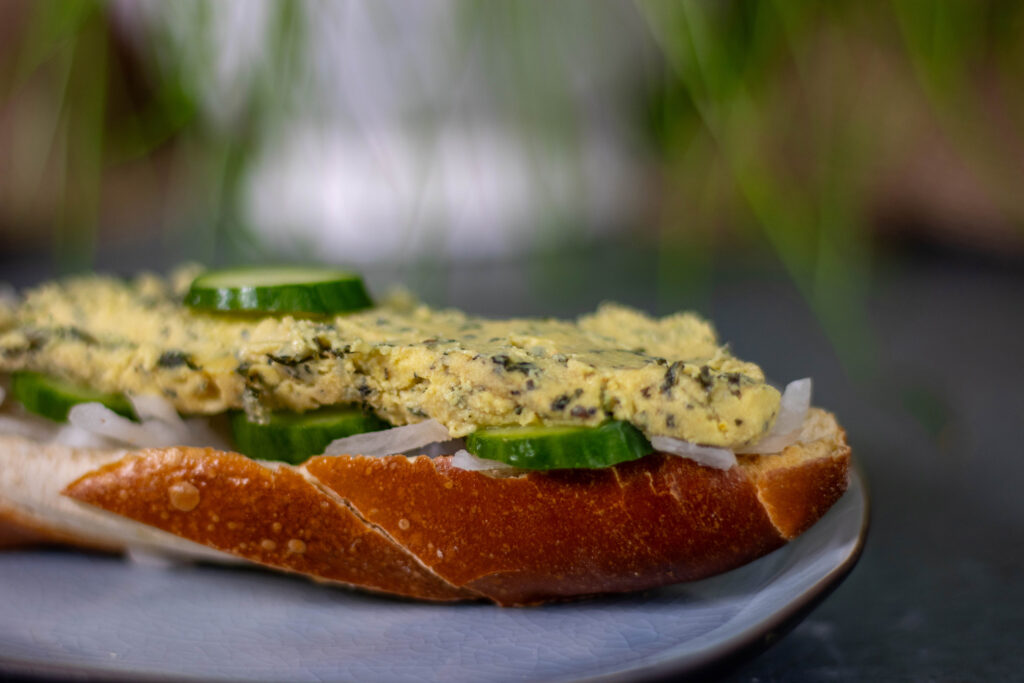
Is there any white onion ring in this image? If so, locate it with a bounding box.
[53,423,123,449]
[450,449,519,472]
[68,403,183,448]
[0,412,60,442]
[323,419,451,457]
[130,394,185,427]
[128,394,232,450]
[65,398,230,450]
[649,436,737,470]
[407,439,466,458]
[735,378,812,454]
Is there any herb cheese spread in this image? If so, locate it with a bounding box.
[0,272,781,448]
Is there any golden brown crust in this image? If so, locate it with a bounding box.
[305,454,788,605]
[0,434,236,559]
[746,451,851,539]
[738,412,852,539]
[55,410,851,606]
[64,448,477,601]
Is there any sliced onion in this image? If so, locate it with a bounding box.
[450,449,519,472]
[650,436,737,470]
[68,403,183,448]
[67,400,228,449]
[129,394,233,450]
[2,393,81,443]
[323,418,451,457]
[53,423,123,449]
[130,394,185,427]
[407,438,466,458]
[736,378,812,454]
[0,412,59,442]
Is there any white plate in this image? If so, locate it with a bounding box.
[0,467,868,682]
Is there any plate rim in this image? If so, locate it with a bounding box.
[0,464,870,683]
[573,461,871,682]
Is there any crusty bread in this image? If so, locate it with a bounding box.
[0,408,849,606]
[0,436,236,561]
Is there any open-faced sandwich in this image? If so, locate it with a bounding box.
[0,266,850,605]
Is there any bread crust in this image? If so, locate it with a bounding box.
[2,408,850,606]
[63,448,477,601]
[304,453,790,605]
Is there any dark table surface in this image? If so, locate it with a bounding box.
[1,239,1021,682]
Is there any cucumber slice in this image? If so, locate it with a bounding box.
[231,406,389,464]
[466,421,652,470]
[11,371,134,423]
[185,266,373,315]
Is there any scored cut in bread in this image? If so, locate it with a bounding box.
[0,408,850,606]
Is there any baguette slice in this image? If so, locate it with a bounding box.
[1,409,850,606]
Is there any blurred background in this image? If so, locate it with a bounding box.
[1,1,1022,360]
[0,2,1022,680]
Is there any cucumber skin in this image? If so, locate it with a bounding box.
[231,408,389,464]
[466,421,653,470]
[184,268,372,315]
[11,371,134,423]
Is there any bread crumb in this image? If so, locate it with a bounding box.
[271,522,282,532]
[287,539,306,554]
[398,518,411,530]
[261,539,277,551]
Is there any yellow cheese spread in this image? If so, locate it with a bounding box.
[0,272,781,448]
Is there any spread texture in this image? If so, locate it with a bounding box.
[0,271,781,448]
